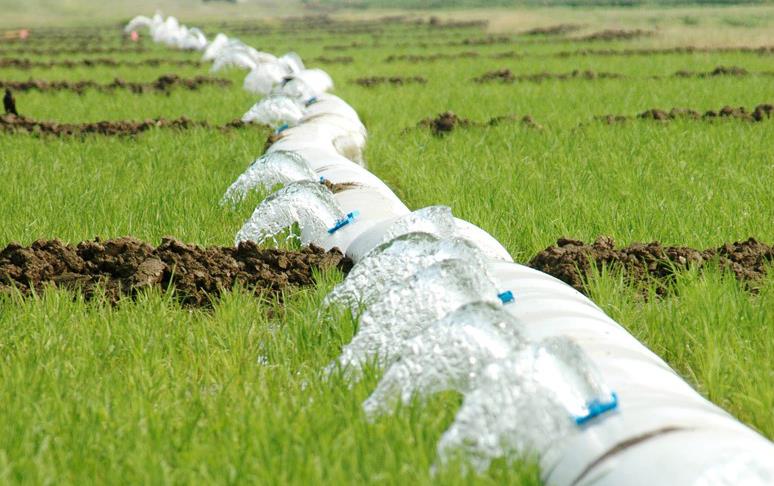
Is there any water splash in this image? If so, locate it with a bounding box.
[279,52,305,74]
[378,206,457,243]
[363,302,527,418]
[330,258,500,377]
[244,66,292,97]
[241,95,305,127]
[366,206,506,260]
[235,181,343,247]
[323,232,490,313]
[222,151,316,205]
[436,337,616,472]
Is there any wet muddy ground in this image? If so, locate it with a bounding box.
[529,237,773,295]
[0,114,253,136]
[0,75,231,94]
[0,237,352,306]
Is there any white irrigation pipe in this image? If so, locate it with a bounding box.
[131,16,774,484]
[258,78,774,486]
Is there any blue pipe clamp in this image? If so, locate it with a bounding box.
[497,290,515,304]
[574,392,619,425]
[328,211,359,234]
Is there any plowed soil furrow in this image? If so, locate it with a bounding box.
[578,29,653,41]
[596,104,773,124]
[351,75,427,87]
[384,52,479,63]
[0,57,202,70]
[414,111,541,135]
[312,56,354,65]
[529,237,772,295]
[0,237,352,306]
[554,45,774,58]
[473,68,624,83]
[0,75,231,94]
[0,46,147,56]
[0,114,253,136]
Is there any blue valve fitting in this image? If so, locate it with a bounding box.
[328,211,360,234]
[497,290,515,304]
[275,123,289,134]
[574,392,619,426]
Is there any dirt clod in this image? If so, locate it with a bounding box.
[417,111,540,135]
[0,237,353,306]
[529,236,773,295]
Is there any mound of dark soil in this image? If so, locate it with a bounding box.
[352,76,427,87]
[0,74,231,94]
[0,46,146,56]
[596,103,773,124]
[0,114,252,136]
[454,36,512,46]
[313,56,354,64]
[419,111,473,134]
[0,57,202,70]
[674,65,750,77]
[385,52,479,63]
[523,24,581,36]
[579,29,653,41]
[0,237,352,306]
[556,46,774,58]
[473,68,624,83]
[529,236,772,295]
[490,51,524,59]
[322,41,368,51]
[417,111,540,135]
[426,18,488,29]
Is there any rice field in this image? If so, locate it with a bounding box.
[0,3,772,484]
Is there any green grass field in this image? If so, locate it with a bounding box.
[0,4,772,484]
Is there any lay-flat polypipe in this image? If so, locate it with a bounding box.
[271,97,774,485]
[135,17,772,481]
